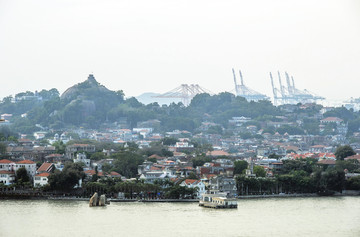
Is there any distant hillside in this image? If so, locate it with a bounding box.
[136,92,182,105]
[4,75,330,135]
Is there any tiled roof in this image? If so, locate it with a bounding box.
[109,171,121,177]
[149,154,165,160]
[0,159,12,164]
[71,144,92,147]
[37,163,54,173]
[36,172,50,177]
[17,160,35,164]
[345,154,360,160]
[317,159,336,165]
[183,179,199,185]
[321,117,343,122]
[45,154,63,158]
[84,170,104,176]
[206,150,230,157]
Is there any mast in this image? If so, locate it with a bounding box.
[232,68,239,95]
[239,70,244,86]
[270,72,277,105]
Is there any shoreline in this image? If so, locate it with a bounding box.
[1,192,359,202]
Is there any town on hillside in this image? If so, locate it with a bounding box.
[1,75,360,199]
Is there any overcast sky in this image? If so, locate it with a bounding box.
[1,0,360,103]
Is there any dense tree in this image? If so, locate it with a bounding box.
[234,160,248,175]
[111,151,144,178]
[346,176,360,190]
[0,143,6,155]
[253,166,266,177]
[164,185,197,199]
[48,162,84,191]
[161,137,179,146]
[52,141,66,154]
[191,155,212,168]
[16,167,30,183]
[335,145,356,160]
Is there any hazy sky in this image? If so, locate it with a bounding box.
[1,0,360,102]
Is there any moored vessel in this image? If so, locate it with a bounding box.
[199,190,237,209]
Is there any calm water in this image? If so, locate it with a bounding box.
[1,196,360,237]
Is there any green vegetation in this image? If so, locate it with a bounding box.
[234,160,248,175]
[236,157,360,195]
[48,162,85,191]
[335,145,356,160]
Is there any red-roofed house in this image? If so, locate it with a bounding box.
[206,150,230,157]
[345,154,360,162]
[0,170,15,185]
[0,159,36,180]
[34,172,51,187]
[317,159,336,167]
[16,160,36,178]
[37,163,55,174]
[0,159,14,172]
[180,179,206,198]
[84,169,104,177]
[108,171,122,178]
[320,117,344,125]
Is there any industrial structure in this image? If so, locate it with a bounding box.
[270,71,324,105]
[153,84,213,106]
[343,97,360,111]
[232,69,269,101]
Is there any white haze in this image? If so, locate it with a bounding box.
[0,0,359,102]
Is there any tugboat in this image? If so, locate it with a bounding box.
[199,190,237,209]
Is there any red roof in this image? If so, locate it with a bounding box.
[17,160,35,164]
[204,174,217,180]
[206,150,230,157]
[149,154,165,160]
[109,171,121,177]
[45,154,63,158]
[0,159,12,164]
[183,179,199,185]
[36,172,50,177]
[200,167,211,175]
[317,159,336,165]
[72,144,92,147]
[345,154,360,160]
[321,117,343,122]
[84,170,104,176]
[18,139,32,142]
[37,163,54,173]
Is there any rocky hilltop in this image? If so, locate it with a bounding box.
[61,74,111,101]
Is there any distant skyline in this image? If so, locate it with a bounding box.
[1,0,360,103]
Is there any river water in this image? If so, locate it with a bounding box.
[1,196,359,237]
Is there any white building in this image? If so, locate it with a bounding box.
[73,153,91,167]
[0,170,15,185]
[15,160,37,178]
[34,173,50,187]
[0,159,36,185]
[139,171,176,184]
[180,179,206,198]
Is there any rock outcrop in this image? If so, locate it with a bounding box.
[89,192,99,207]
